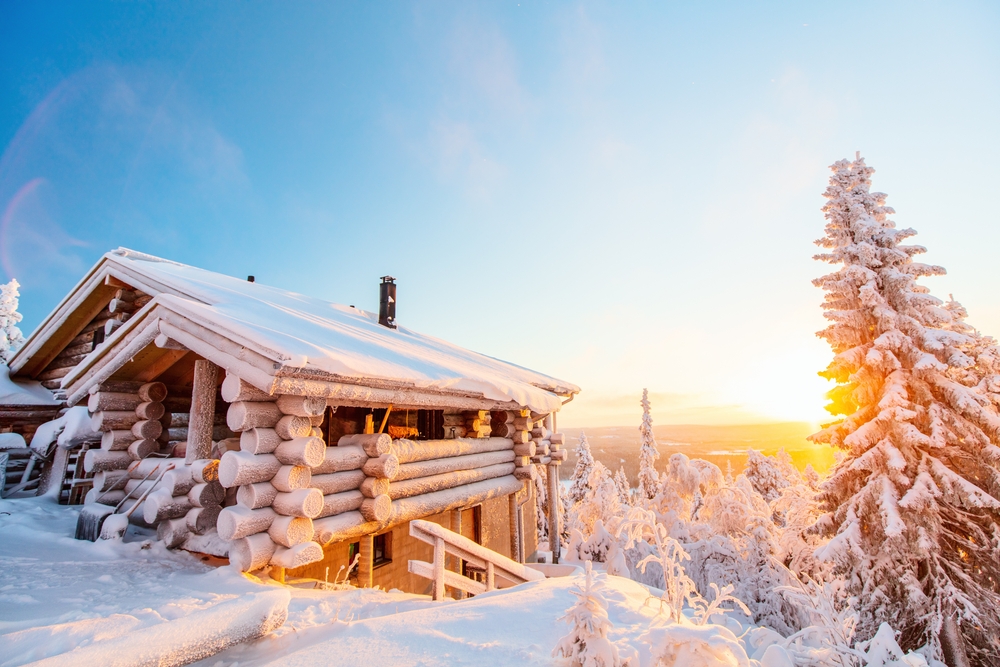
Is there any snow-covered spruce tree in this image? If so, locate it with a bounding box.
[0,279,26,365]
[613,466,631,506]
[638,389,660,500]
[552,560,623,667]
[811,154,1000,663]
[569,431,596,504]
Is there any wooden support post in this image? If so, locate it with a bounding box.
[187,360,219,464]
[358,534,374,588]
[547,462,561,564]
[508,492,521,564]
[364,414,374,435]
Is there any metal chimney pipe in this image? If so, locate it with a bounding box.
[379,276,397,329]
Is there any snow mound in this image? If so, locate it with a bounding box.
[28,590,290,667]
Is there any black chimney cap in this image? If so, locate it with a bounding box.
[379,276,397,329]
[247,275,255,283]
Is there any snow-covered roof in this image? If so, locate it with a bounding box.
[16,249,579,412]
[0,365,59,407]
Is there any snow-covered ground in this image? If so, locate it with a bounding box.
[1,495,786,667]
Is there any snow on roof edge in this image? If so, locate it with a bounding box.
[103,249,580,412]
[0,365,61,406]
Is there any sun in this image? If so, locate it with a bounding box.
[723,342,833,427]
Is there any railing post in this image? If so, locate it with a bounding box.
[452,509,465,599]
[433,536,446,601]
[486,562,495,591]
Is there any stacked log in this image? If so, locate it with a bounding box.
[86,376,229,548]
[220,379,327,572]
[88,382,168,461]
[510,410,536,481]
[549,431,567,462]
[442,413,467,439]
[489,411,515,439]
[462,410,491,439]
[322,433,393,523]
[104,288,151,337]
[313,436,518,546]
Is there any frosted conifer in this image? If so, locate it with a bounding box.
[552,560,623,667]
[638,389,660,500]
[811,154,1000,662]
[569,431,595,504]
[0,279,26,365]
[613,466,630,505]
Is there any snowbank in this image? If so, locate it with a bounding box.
[27,590,290,667]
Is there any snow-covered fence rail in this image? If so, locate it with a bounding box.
[408,518,544,600]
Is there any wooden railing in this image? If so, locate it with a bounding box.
[408,519,545,600]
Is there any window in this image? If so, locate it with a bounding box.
[373,532,392,568]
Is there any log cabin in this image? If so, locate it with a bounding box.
[5,248,579,593]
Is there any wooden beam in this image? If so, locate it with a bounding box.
[133,349,189,383]
[186,360,219,464]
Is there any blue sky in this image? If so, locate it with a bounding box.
[2,2,998,427]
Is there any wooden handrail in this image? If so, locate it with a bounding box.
[407,519,544,600]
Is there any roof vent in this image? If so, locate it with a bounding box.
[379,276,397,329]
[247,275,255,283]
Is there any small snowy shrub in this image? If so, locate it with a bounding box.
[743,449,794,503]
[572,461,624,542]
[552,561,624,667]
[616,507,700,623]
[638,622,754,667]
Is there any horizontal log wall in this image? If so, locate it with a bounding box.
[217,374,542,574]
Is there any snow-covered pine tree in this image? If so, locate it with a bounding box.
[613,466,630,505]
[0,279,26,365]
[638,389,660,500]
[569,431,596,504]
[552,560,623,667]
[811,154,1000,663]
